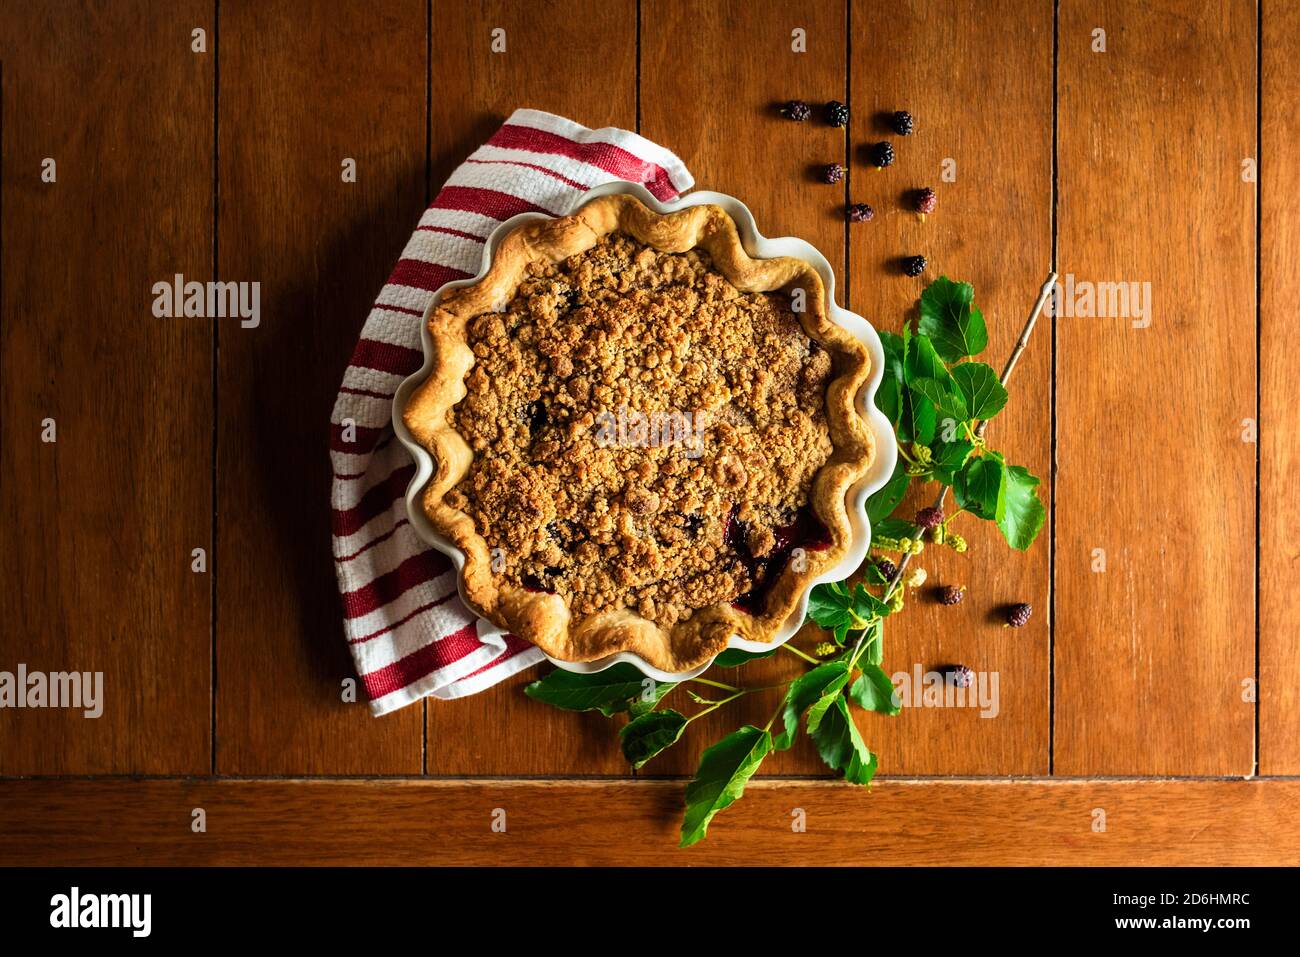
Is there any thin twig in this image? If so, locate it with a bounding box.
[883,271,1058,599]
[780,643,820,664]
[689,690,747,722]
[688,676,741,692]
[978,270,1057,440]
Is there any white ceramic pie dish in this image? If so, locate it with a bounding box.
[391,181,897,682]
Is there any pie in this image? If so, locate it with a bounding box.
[403,193,875,672]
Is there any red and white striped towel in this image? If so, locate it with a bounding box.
[330,109,694,716]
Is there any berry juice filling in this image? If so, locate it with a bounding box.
[521,504,830,613]
[521,566,565,595]
[726,504,831,615]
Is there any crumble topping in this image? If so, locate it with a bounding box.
[444,233,834,626]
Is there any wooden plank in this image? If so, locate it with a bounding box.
[845,0,1054,775]
[637,0,851,777]
[2,778,1297,865]
[423,0,638,775]
[215,0,426,773]
[1055,0,1256,774]
[1261,0,1300,774]
[640,0,848,264]
[0,2,212,773]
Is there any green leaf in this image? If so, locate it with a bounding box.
[808,580,869,642]
[524,663,657,716]
[619,710,688,769]
[806,690,843,735]
[879,329,905,361]
[865,459,910,524]
[931,438,975,485]
[712,647,778,668]
[904,331,951,383]
[680,726,772,848]
[811,696,879,785]
[910,376,969,421]
[903,389,937,445]
[899,333,949,445]
[954,454,1007,523]
[862,618,885,667]
[806,584,853,630]
[777,662,850,750]
[850,583,890,621]
[871,517,917,544]
[951,362,1008,421]
[917,276,988,361]
[997,465,1046,551]
[875,331,906,427]
[908,376,945,404]
[877,379,901,430]
[849,663,901,716]
[628,681,678,717]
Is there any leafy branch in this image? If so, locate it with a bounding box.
[525,273,1055,846]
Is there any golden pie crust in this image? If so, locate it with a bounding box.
[403,194,874,672]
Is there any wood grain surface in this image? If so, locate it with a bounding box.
[215,0,426,774]
[0,0,1293,867]
[845,0,1054,775]
[1260,0,1300,775]
[3,777,1298,866]
[0,1,214,773]
[1054,0,1256,775]
[423,0,638,775]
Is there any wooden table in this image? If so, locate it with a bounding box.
[2,0,1297,865]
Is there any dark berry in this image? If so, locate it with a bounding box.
[1006,602,1033,628]
[874,558,898,581]
[846,203,874,223]
[914,187,937,215]
[891,111,915,136]
[820,163,846,184]
[903,255,927,277]
[521,572,552,593]
[945,664,975,688]
[780,100,811,121]
[869,141,895,168]
[524,399,547,438]
[823,100,850,127]
[916,506,944,529]
[938,584,965,606]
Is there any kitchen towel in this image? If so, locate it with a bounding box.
[330,109,694,716]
